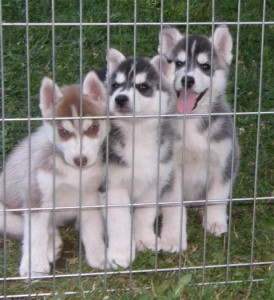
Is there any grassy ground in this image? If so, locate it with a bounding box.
[1,0,274,298]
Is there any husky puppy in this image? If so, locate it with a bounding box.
[101,49,185,268]
[158,26,240,247]
[0,72,108,277]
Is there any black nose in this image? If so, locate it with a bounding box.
[115,95,129,107]
[74,156,88,167]
[181,76,195,89]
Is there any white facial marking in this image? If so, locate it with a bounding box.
[71,105,77,117]
[135,73,147,85]
[82,119,93,132]
[191,41,196,57]
[115,72,126,84]
[197,53,208,65]
[178,51,186,63]
[56,118,106,167]
[61,120,75,133]
[71,105,79,128]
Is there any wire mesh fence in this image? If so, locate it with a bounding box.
[0,0,273,298]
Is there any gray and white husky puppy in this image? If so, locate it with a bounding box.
[101,49,186,268]
[158,26,240,250]
[0,72,108,278]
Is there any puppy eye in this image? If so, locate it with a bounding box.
[200,63,211,71]
[111,82,120,89]
[136,83,150,91]
[175,60,184,68]
[58,128,73,139]
[86,122,100,137]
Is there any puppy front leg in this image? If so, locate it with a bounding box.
[160,168,187,253]
[134,187,160,252]
[47,225,63,264]
[104,188,135,269]
[81,194,107,270]
[20,209,51,278]
[203,180,231,236]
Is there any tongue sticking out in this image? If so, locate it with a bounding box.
[176,92,198,114]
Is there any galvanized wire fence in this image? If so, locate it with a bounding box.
[0,0,273,298]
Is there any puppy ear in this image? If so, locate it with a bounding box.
[212,26,233,65]
[39,77,63,118]
[107,48,126,77]
[158,26,184,57]
[83,71,106,102]
[150,54,175,85]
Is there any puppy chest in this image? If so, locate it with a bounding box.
[111,143,160,190]
[121,134,158,164]
[130,151,158,185]
[36,167,103,206]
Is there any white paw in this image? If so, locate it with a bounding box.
[204,219,227,236]
[85,247,109,270]
[136,235,161,252]
[135,229,160,252]
[203,205,228,236]
[19,254,50,279]
[160,236,187,253]
[47,233,63,263]
[107,244,136,269]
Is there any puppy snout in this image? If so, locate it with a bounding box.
[74,156,88,167]
[115,94,129,108]
[181,76,195,89]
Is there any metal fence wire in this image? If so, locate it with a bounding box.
[0,0,273,298]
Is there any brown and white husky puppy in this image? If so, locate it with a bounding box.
[158,26,240,251]
[0,71,108,278]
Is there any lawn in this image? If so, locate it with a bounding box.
[0,0,274,299]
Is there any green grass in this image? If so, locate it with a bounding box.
[1,0,274,298]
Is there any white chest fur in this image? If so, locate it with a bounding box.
[176,116,232,201]
[109,120,164,197]
[37,157,103,209]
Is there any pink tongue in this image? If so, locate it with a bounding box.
[176,92,198,113]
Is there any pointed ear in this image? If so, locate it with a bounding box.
[158,26,184,57]
[83,71,106,102]
[39,77,63,118]
[212,26,233,65]
[107,48,126,77]
[150,55,175,85]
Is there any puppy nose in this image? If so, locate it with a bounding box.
[115,95,129,107]
[74,156,88,167]
[181,76,195,89]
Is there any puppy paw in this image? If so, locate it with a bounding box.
[19,254,50,279]
[85,246,109,270]
[205,219,227,236]
[136,236,161,252]
[47,233,63,263]
[135,229,161,252]
[203,205,228,237]
[107,245,135,269]
[160,236,187,253]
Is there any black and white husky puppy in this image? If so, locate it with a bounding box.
[0,72,108,278]
[158,26,240,248]
[102,49,186,268]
